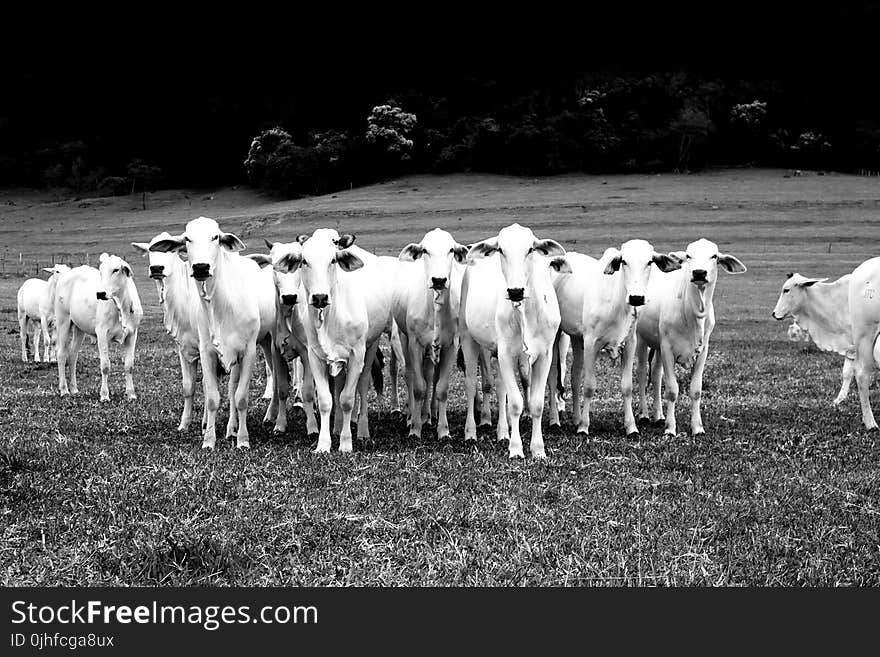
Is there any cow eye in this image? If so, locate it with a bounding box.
[782,288,790,294]
[496,248,504,255]
[711,254,718,260]
[620,259,627,267]
[184,236,191,243]
[113,268,119,273]
[686,254,692,260]
[211,235,219,241]
[527,247,534,254]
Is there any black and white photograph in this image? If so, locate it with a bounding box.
[1,8,879,644]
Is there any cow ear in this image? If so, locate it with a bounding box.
[786,272,795,280]
[296,234,310,244]
[799,277,827,288]
[652,252,682,273]
[121,263,133,277]
[273,252,302,273]
[264,238,275,251]
[99,252,109,263]
[219,232,246,252]
[150,234,186,253]
[467,237,499,263]
[718,253,747,274]
[398,243,425,262]
[452,243,468,264]
[131,242,150,255]
[533,238,566,257]
[668,251,686,264]
[247,253,273,268]
[43,267,57,274]
[335,234,356,249]
[549,256,572,273]
[603,249,623,275]
[336,249,364,272]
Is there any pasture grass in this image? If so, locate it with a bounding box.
[1,168,879,585]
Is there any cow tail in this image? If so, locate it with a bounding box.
[371,347,385,396]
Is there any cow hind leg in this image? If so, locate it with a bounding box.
[19,310,29,362]
[854,337,878,431]
[434,344,456,440]
[32,319,42,363]
[234,346,257,449]
[459,333,481,441]
[528,352,554,459]
[635,337,650,424]
[123,331,138,401]
[226,363,240,440]
[650,350,665,424]
[497,348,523,458]
[834,357,855,407]
[339,346,366,453]
[356,340,380,439]
[177,350,196,431]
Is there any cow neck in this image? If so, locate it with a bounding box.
[509,259,550,364]
[162,257,195,344]
[607,266,637,342]
[427,284,453,361]
[198,250,237,359]
[797,278,854,357]
[111,276,143,338]
[310,271,360,369]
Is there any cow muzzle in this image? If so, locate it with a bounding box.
[191,263,211,281]
[96,291,108,301]
[691,269,708,286]
[149,265,165,280]
[771,311,784,321]
[281,294,298,306]
[311,293,329,309]
[628,294,645,307]
[430,276,448,291]
[507,287,525,303]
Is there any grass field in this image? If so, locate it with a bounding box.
[1,169,879,585]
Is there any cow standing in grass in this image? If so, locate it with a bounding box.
[458,223,566,458]
[634,238,746,436]
[392,228,469,439]
[150,217,275,449]
[132,234,204,431]
[549,240,682,437]
[17,264,69,363]
[772,272,854,406]
[847,257,880,431]
[54,254,143,401]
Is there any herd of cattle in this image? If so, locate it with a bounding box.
[15,216,880,457]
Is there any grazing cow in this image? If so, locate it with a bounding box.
[772,272,854,406]
[55,255,143,401]
[634,238,746,436]
[549,240,682,436]
[847,257,880,431]
[272,229,391,452]
[459,223,566,458]
[150,217,274,449]
[17,265,69,363]
[392,228,469,439]
[132,234,204,430]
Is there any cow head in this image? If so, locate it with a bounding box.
[671,238,746,292]
[42,264,70,279]
[602,239,682,307]
[132,231,181,280]
[272,230,363,309]
[772,272,825,320]
[96,253,133,301]
[399,228,468,292]
[254,240,305,308]
[467,223,565,303]
[149,217,245,282]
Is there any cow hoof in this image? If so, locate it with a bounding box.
[437,431,450,441]
[407,433,420,441]
[575,430,589,439]
[626,431,640,439]
[548,422,563,433]
[867,425,880,433]
[390,409,403,419]
[236,443,250,450]
[637,416,651,427]
[100,396,110,403]
[127,394,137,401]
[663,431,676,438]
[692,431,705,438]
[314,446,330,454]
[532,450,547,460]
[201,443,215,450]
[477,421,493,429]
[508,451,525,459]
[272,429,286,437]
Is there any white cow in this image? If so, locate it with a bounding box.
[771,272,854,406]
[392,228,469,439]
[17,264,69,362]
[847,257,880,431]
[549,240,682,436]
[247,239,319,437]
[55,255,143,401]
[273,229,391,452]
[150,217,274,449]
[634,238,746,436]
[459,223,566,458]
[132,234,204,430]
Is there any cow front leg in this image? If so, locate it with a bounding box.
[272,354,290,435]
[225,363,240,440]
[460,333,481,441]
[32,320,42,363]
[689,340,710,436]
[56,317,71,395]
[620,337,638,437]
[18,311,29,362]
[308,353,333,452]
[635,336,650,422]
[570,335,585,429]
[527,352,554,459]
[40,316,52,362]
[548,330,562,428]
[201,350,222,449]
[575,349,597,436]
[97,330,111,402]
[177,349,196,431]
[234,345,257,449]
[478,348,493,427]
[339,344,366,453]
[67,326,85,395]
[407,339,427,439]
[497,347,523,458]
[650,349,665,424]
[299,355,319,435]
[434,343,456,440]
[661,344,679,436]
[123,330,137,400]
[854,336,877,430]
